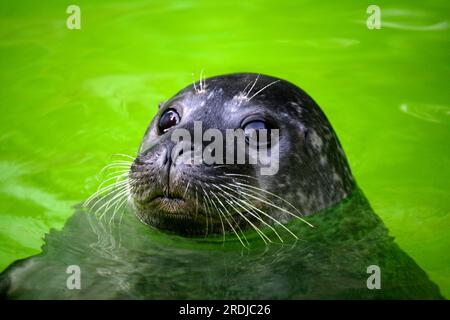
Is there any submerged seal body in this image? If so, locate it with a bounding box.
[130,73,354,236]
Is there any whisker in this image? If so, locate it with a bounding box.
[84,179,130,208]
[245,74,260,98]
[213,188,271,244]
[233,180,305,217]
[99,162,132,175]
[97,187,130,220]
[192,72,199,93]
[194,186,199,219]
[200,188,213,238]
[228,183,314,228]
[85,177,135,211]
[241,80,253,96]
[183,181,191,198]
[105,168,131,176]
[97,172,129,190]
[212,184,284,243]
[199,69,205,92]
[247,80,280,101]
[222,173,307,219]
[111,153,136,160]
[208,189,249,247]
[203,190,226,244]
[202,70,206,92]
[109,190,130,226]
[222,173,257,179]
[219,183,299,240]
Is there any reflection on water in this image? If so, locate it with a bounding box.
[0,188,442,299]
[400,103,450,124]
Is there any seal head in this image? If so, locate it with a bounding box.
[129,73,353,236]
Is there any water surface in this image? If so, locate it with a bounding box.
[0,0,448,297]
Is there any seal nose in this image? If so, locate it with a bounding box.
[161,143,186,193]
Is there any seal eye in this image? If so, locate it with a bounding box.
[243,120,271,147]
[243,120,267,134]
[159,109,180,133]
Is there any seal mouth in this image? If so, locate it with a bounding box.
[145,194,190,214]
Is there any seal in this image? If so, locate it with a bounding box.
[0,73,443,299]
[129,73,354,238]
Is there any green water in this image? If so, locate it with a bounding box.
[0,0,448,297]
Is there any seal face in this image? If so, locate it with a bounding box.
[129,73,353,236]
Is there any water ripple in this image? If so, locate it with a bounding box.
[400,103,450,124]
